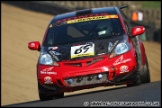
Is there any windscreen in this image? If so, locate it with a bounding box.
[43,14,124,46]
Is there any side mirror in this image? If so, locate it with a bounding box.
[28,41,40,51]
[132,26,145,37]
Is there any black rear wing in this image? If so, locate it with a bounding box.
[119,5,128,9]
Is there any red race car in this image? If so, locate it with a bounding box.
[28,6,150,100]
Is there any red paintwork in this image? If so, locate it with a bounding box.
[28,11,147,94]
[28,41,40,50]
[132,26,145,36]
[37,46,137,91]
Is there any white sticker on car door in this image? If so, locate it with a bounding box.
[71,43,95,59]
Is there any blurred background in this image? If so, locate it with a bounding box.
[1,1,161,106]
[2,1,161,42]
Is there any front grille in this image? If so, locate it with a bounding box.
[64,63,82,67]
[64,72,108,87]
[64,57,103,67]
[86,57,103,66]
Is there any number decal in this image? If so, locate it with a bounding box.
[74,44,93,54]
[71,43,94,59]
[74,46,83,54]
[83,44,93,53]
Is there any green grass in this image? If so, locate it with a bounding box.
[139,1,161,9]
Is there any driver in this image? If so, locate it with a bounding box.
[96,20,113,36]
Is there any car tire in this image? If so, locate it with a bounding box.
[39,93,54,101]
[39,92,64,101]
[38,83,64,101]
[127,72,142,87]
[141,57,150,84]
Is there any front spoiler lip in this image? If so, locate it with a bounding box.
[60,66,137,87]
[39,67,137,94]
[38,49,137,90]
[63,67,108,79]
[66,67,137,86]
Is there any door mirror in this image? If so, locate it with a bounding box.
[132,26,145,37]
[28,41,40,51]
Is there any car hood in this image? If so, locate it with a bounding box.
[41,36,123,61]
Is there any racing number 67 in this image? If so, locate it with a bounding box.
[74,44,93,54]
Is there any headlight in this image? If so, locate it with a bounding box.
[109,42,130,58]
[39,54,53,65]
[115,43,129,55]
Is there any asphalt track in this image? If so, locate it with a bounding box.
[3,81,161,107]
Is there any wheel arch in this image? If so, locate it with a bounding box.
[139,40,147,66]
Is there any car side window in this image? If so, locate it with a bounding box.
[119,9,132,36]
[124,21,131,36]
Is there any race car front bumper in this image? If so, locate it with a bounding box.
[37,50,137,92]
